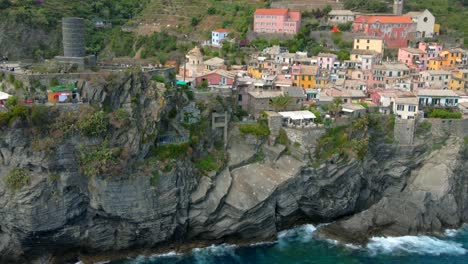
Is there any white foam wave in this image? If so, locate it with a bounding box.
[192,243,239,263]
[367,235,467,256]
[249,241,277,247]
[277,224,316,240]
[149,251,180,258]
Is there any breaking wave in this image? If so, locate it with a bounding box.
[367,235,467,256]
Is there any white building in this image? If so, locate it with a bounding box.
[405,9,435,38]
[393,97,419,119]
[212,29,230,47]
[328,10,357,24]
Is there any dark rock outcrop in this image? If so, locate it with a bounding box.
[0,73,467,263]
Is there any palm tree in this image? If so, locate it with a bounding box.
[270,95,292,112]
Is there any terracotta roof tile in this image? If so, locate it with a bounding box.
[255,8,289,15]
[354,15,413,24]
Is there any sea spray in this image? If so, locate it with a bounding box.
[367,235,467,256]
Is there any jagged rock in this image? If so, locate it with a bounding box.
[1,71,467,263]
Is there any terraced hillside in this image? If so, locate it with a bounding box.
[128,0,267,41]
[271,0,343,10]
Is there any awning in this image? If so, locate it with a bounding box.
[279,110,316,120]
[0,91,12,100]
[342,108,354,113]
[176,80,187,85]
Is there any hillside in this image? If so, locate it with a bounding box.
[129,0,267,40]
[0,0,149,59]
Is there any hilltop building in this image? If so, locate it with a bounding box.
[405,9,435,38]
[212,29,230,47]
[253,8,301,34]
[352,15,415,48]
[328,10,357,24]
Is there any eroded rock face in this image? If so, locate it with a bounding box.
[0,75,467,263]
[317,137,468,244]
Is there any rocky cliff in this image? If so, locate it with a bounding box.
[0,74,467,263]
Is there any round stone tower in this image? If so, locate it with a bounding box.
[62,17,86,57]
[393,0,404,16]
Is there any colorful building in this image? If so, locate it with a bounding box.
[428,49,465,70]
[253,8,301,34]
[398,47,428,71]
[317,53,338,70]
[353,37,384,55]
[393,96,419,119]
[212,29,230,47]
[352,15,415,48]
[419,70,451,90]
[195,69,237,89]
[418,42,443,59]
[292,65,318,88]
[449,69,468,91]
[371,62,410,89]
[47,85,79,103]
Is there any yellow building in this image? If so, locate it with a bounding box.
[247,67,263,79]
[428,49,464,70]
[353,37,384,55]
[449,69,468,91]
[292,65,318,88]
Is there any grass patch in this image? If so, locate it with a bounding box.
[78,142,118,178]
[152,143,189,161]
[239,122,269,137]
[416,120,432,136]
[5,169,30,190]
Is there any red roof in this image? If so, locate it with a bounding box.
[354,15,413,24]
[255,8,288,15]
[213,28,230,33]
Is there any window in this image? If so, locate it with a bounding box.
[367,39,370,43]
[357,39,360,43]
[397,104,405,111]
[356,45,359,49]
[408,105,416,112]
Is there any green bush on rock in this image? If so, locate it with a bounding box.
[5,169,31,190]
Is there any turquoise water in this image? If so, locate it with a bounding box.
[111,224,468,264]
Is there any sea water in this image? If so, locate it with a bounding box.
[110,224,468,264]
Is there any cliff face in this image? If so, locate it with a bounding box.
[0,21,61,60]
[0,74,467,263]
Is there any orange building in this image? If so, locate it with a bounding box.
[428,48,464,70]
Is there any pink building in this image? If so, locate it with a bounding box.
[317,53,338,70]
[195,69,237,89]
[254,8,301,34]
[398,47,428,71]
[418,42,443,60]
[352,16,415,49]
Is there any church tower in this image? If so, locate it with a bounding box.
[393,0,404,15]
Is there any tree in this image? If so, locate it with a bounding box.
[270,95,292,112]
[323,5,332,14]
[329,98,343,117]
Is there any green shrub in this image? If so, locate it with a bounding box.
[427,109,462,119]
[239,123,270,137]
[150,171,160,186]
[78,142,117,178]
[276,128,289,145]
[9,104,28,123]
[6,96,18,107]
[29,105,49,129]
[195,154,218,173]
[152,143,189,160]
[416,120,432,136]
[0,112,9,127]
[151,75,165,83]
[5,169,30,190]
[78,111,108,137]
[48,173,60,183]
[49,78,59,87]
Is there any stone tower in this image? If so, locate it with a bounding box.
[393,0,404,16]
[62,17,86,58]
